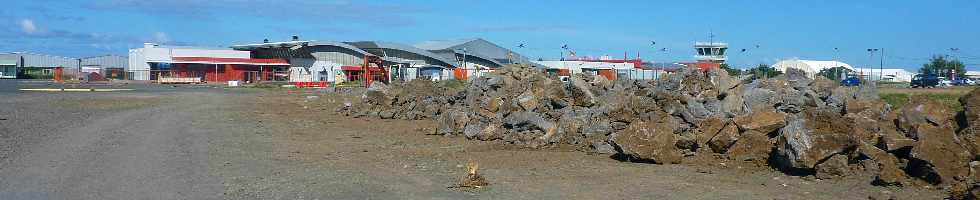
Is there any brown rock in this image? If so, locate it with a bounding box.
[909,125,971,185]
[845,99,876,115]
[815,154,850,179]
[896,99,956,138]
[698,117,727,148]
[847,113,882,145]
[880,131,916,151]
[708,123,740,153]
[962,134,980,161]
[962,88,980,135]
[611,121,682,164]
[857,142,907,185]
[726,130,772,162]
[776,111,857,169]
[734,111,787,134]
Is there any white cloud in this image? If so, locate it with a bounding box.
[19,19,37,34]
[152,32,170,43]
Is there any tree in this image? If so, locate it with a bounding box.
[817,67,854,81]
[746,64,781,79]
[920,55,966,78]
[719,63,741,76]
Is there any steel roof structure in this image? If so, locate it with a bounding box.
[345,41,458,67]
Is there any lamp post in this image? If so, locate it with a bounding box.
[866,48,879,83]
[833,48,840,81]
[951,48,960,80]
[650,41,656,80]
[879,48,885,82]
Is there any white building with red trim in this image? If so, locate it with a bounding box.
[128,43,289,82]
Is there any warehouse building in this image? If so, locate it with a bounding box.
[0,52,79,79]
[129,43,289,83]
[346,41,460,81]
[80,55,128,80]
[772,59,854,78]
[861,68,917,83]
[0,59,14,79]
[415,38,534,70]
[232,40,379,83]
[232,37,536,83]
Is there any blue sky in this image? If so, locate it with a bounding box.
[1,0,978,71]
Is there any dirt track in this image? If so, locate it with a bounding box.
[0,84,943,199]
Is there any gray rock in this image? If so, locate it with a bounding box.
[592,141,618,154]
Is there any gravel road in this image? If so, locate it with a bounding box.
[0,89,224,199]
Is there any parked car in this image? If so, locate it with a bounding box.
[939,77,953,87]
[840,77,861,86]
[910,74,941,88]
[952,79,976,86]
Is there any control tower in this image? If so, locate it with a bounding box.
[694,41,728,63]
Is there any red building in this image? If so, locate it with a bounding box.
[169,57,289,82]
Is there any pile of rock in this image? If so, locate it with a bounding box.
[342,79,465,120]
[343,64,980,197]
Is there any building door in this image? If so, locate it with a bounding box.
[242,71,259,83]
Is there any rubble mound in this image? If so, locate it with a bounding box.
[342,79,466,120]
[343,65,980,197]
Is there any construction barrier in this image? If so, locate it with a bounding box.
[292,81,328,88]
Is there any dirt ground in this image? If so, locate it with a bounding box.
[0,81,944,199]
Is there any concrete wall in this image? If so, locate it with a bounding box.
[128,49,151,80]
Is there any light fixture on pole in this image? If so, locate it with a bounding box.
[866,48,879,83]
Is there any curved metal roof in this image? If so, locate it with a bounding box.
[231,40,374,56]
[308,41,374,56]
[346,41,456,66]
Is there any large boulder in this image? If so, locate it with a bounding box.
[775,111,857,169]
[697,117,727,149]
[436,109,469,135]
[707,122,740,153]
[569,75,598,107]
[726,130,772,162]
[815,154,850,179]
[734,111,787,134]
[857,142,907,185]
[502,111,557,141]
[610,121,682,164]
[896,99,956,138]
[961,88,980,135]
[909,125,972,185]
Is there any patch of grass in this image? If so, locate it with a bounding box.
[878,86,977,112]
[438,79,468,90]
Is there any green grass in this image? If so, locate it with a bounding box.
[878,86,977,112]
[880,93,964,112]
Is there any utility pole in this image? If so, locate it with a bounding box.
[461,48,467,79]
[879,48,884,81]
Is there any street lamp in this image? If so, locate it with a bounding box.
[833,48,840,81]
[866,48,879,83]
[650,41,656,80]
[950,48,960,79]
